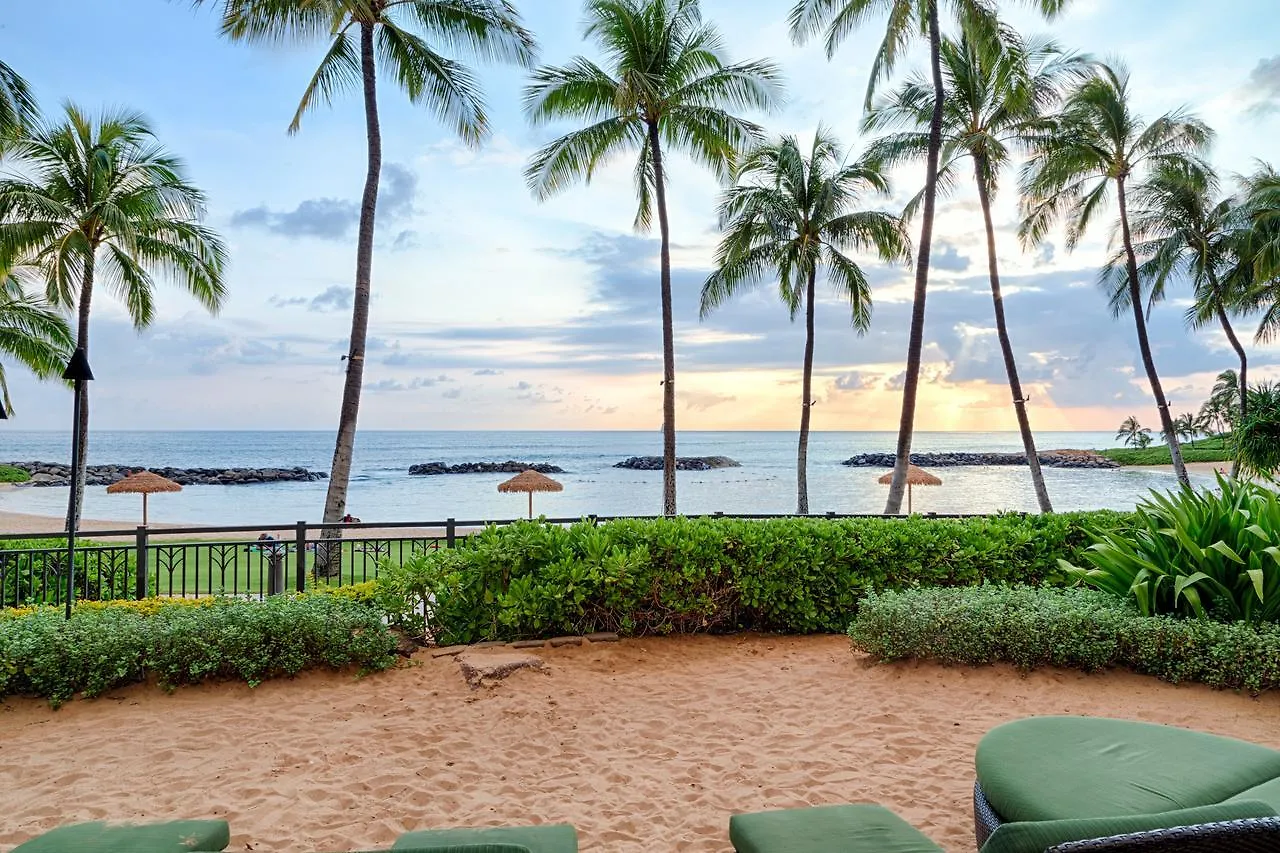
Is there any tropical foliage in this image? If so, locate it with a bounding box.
[1020,62,1212,488]
[1233,382,1280,478]
[0,105,226,527]
[524,0,781,515]
[0,292,72,416]
[0,59,36,142]
[700,129,909,514]
[1060,475,1280,623]
[1115,415,1152,448]
[199,0,539,536]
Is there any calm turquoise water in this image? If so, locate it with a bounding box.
[0,430,1206,526]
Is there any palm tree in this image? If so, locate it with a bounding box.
[0,104,226,528]
[524,0,782,516]
[788,0,1070,514]
[1234,381,1280,479]
[1020,62,1212,488]
[864,32,1087,513]
[0,292,73,416]
[700,129,910,514]
[201,1,537,551]
[1102,159,1254,446]
[1116,415,1151,449]
[1238,163,1280,349]
[0,60,36,142]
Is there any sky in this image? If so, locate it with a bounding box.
[4,0,1280,432]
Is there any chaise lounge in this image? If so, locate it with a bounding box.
[972,716,1280,852]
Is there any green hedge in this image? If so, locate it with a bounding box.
[849,585,1280,695]
[1099,436,1232,466]
[379,512,1128,645]
[0,595,396,707]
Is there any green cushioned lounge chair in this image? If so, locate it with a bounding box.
[729,804,944,853]
[392,824,576,853]
[11,820,230,853]
[973,716,1280,852]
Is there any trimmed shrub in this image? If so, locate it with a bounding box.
[378,512,1127,644]
[849,585,1280,695]
[0,595,396,707]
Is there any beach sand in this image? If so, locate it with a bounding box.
[1,634,1276,853]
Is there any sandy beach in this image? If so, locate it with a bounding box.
[1,634,1275,853]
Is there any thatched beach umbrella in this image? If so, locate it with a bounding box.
[498,469,563,519]
[878,464,941,514]
[106,470,182,525]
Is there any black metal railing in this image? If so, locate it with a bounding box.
[0,511,989,608]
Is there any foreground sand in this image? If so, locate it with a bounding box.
[2,635,1277,853]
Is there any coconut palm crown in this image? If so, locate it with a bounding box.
[0,103,227,527]
[700,128,910,514]
[524,0,783,515]
[0,293,73,416]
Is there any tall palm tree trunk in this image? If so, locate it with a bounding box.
[319,22,380,570]
[974,157,1052,513]
[884,0,943,514]
[1116,175,1189,487]
[797,268,816,515]
[63,255,94,532]
[647,120,677,516]
[1210,284,1247,477]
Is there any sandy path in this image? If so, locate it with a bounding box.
[1,634,1276,853]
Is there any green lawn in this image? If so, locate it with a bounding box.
[0,465,30,484]
[1098,435,1234,466]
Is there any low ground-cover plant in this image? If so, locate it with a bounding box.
[0,595,396,707]
[850,585,1280,695]
[1061,476,1280,622]
[378,512,1127,644]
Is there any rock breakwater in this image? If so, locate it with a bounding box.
[614,456,741,471]
[7,462,328,487]
[841,451,1118,469]
[409,461,566,475]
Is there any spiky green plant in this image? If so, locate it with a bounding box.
[700,128,910,514]
[1061,475,1280,623]
[524,0,782,516]
[1233,382,1280,479]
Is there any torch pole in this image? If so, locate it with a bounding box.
[65,380,83,620]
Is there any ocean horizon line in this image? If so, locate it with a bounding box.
[1,428,1118,435]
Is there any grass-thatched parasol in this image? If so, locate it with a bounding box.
[498,469,564,519]
[105,470,182,525]
[878,464,941,514]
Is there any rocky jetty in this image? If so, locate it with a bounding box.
[614,456,742,471]
[6,462,327,487]
[409,461,566,476]
[841,451,1118,469]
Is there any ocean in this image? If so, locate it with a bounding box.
[0,430,1204,527]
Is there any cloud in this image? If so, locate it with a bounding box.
[473,368,503,376]
[231,163,417,240]
[1245,55,1280,116]
[511,380,534,391]
[308,286,353,313]
[833,371,879,391]
[884,371,907,391]
[268,295,308,308]
[366,374,453,392]
[684,391,736,411]
[391,229,421,251]
[442,387,463,399]
[932,242,971,273]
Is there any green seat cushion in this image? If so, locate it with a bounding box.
[348,847,530,853]
[393,825,575,853]
[980,800,1277,853]
[729,804,943,853]
[12,820,230,853]
[976,716,1280,822]
[1228,777,1280,813]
